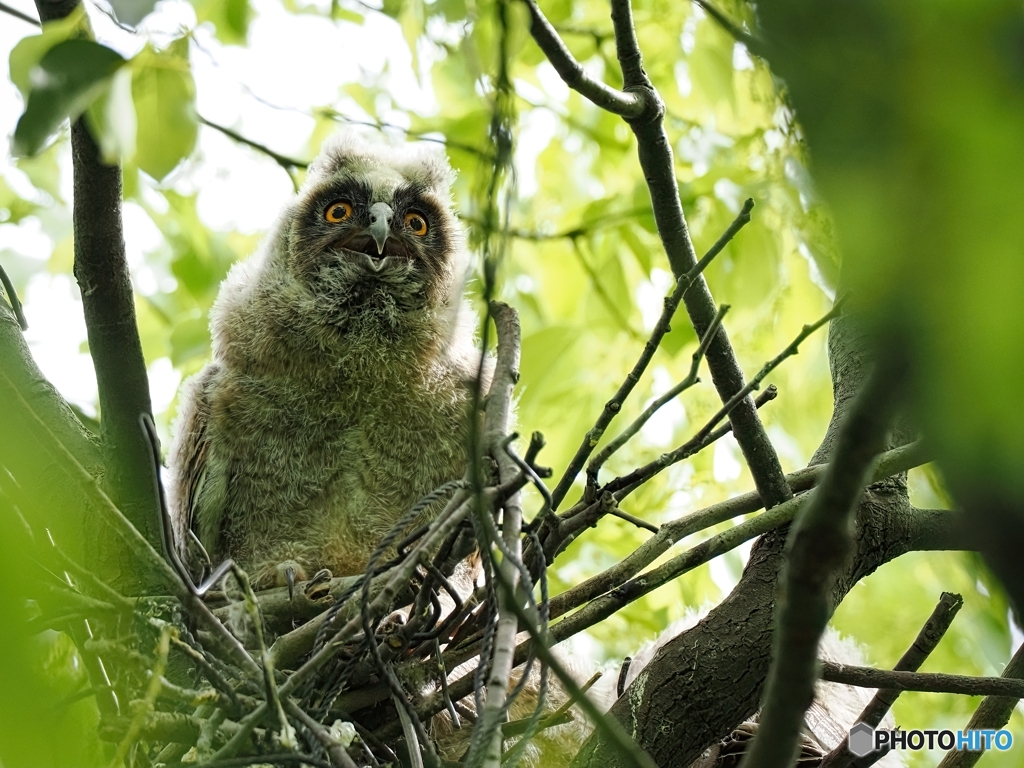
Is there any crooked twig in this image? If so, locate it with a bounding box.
[821,591,963,768]
[550,199,755,509]
[0,264,28,330]
[520,0,645,118]
[607,299,845,497]
[587,304,729,483]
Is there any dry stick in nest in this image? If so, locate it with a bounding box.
[821,591,964,768]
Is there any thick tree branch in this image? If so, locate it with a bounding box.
[34,0,162,562]
[613,0,793,508]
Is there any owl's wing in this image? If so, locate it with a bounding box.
[168,364,223,579]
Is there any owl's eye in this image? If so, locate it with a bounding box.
[405,211,429,236]
[325,201,353,223]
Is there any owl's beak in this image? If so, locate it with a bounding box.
[367,202,394,255]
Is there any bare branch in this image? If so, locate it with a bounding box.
[819,661,1024,699]
[521,0,645,118]
[0,1,39,25]
[550,199,754,509]
[0,263,28,330]
[550,440,930,621]
[587,304,729,481]
[691,0,765,56]
[606,299,845,497]
[935,641,1024,768]
[610,0,795,508]
[822,592,964,768]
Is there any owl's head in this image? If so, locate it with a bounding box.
[284,133,464,315]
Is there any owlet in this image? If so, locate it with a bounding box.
[167,133,479,589]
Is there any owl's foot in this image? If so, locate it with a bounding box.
[303,568,333,601]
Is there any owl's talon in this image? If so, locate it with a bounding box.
[303,568,333,601]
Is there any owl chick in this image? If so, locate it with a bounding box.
[167,133,480,590]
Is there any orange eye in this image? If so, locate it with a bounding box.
[325,201,353,223]
[405,211,428,236]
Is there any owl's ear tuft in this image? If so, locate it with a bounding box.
[307,131,455,195]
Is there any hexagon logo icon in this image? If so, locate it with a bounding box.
[848,722,875,757]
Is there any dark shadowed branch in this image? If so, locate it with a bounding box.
[34,0,162,564]
[520,0,645,118]
[740,356,906,768]
[819,661,1024,699]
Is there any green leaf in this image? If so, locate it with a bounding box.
[85,66,137,164]
[0,177,38,224]
[193,0,253,45]
[8,7,87,100]
[131,42,198,181]
[13,39,126,157]
[169,315,211,367]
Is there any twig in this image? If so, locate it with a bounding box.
[501,671,602,739]
[819,661,1024,698]
[607,299,845,496]
[459,207,651,241]
[691,0,765,55]
[550,199,755,510]
[165,756,335,768]
[821,592,963,768]
[549,440,929,620]
[467,302,525,768]
[490,554,658,768]
[284,700,359,768]
[109,624,174,766]
[211,488,479,761]
[232,565,294,748]
[935,641,1024,768]
[0,365,259,677]
[0,1,38,25]
[0,263,28,330]
[550,441,928,655]
[741,358,906,768]
[587,304,730,481]
[520,0,645,118]
[199,116,306,190]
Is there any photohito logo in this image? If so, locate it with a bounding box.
[847,722,1014,756]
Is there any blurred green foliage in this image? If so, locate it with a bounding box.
[1,1,1020,766]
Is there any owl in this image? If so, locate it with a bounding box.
[167,133,480,591]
